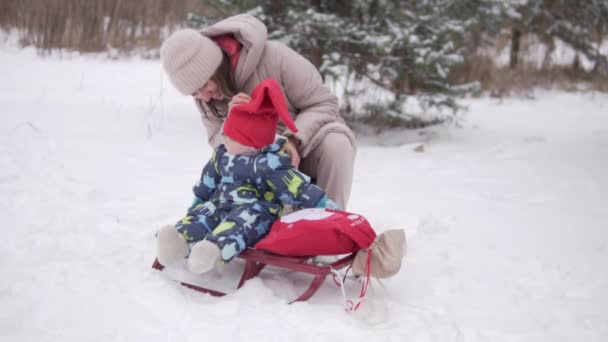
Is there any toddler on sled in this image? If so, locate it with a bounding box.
[156,79,339,274]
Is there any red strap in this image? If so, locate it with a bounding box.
[345,249,372,312]
[332,263,353,287]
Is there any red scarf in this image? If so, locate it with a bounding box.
[212,35,242,72]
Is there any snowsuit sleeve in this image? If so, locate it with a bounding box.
[193,146,223,202]
[259,152,325,208]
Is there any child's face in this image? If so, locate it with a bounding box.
[225,136,257,155]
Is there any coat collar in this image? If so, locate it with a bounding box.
[201,14,268,89]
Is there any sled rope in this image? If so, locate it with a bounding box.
[330,249,372,312]
[331,263,352,287]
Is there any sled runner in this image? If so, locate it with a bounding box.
[152,208,401,305]
[152,248,356,303]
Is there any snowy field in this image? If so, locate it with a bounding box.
[1,47,607,342]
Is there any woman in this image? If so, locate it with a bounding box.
[160,14,355,209]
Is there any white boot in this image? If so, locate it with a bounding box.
[187,240,220,274]
[156,225,189,266]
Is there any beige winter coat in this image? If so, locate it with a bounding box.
[195,14,355,158]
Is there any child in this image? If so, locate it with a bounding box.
[156,79,339,274]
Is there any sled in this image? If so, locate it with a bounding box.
[152,248,356,303]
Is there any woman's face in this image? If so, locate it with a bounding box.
[192,80,224,102]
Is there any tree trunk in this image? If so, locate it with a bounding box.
[593,27,604,74]
[266,0,284,25]
[510,27,521,69]
[304,48,323,70]
[105,0,123,46]
[541,37,555,70]
[572,54,580,72]
[306,0,324,71]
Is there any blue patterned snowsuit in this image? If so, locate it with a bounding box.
[176,138,333,262]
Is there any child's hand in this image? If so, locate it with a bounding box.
[282,136,301,168]
[228,93,252,113]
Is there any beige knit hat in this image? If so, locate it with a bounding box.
[160,29,223,95]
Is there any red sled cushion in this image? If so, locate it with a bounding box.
[255,209,377,257]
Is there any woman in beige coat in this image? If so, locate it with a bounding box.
[160,14,356,209]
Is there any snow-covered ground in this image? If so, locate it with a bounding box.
[1,47,607,342]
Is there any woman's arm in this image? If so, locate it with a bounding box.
[274,42,341,150]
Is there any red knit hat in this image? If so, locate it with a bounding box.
[224,79,298,149]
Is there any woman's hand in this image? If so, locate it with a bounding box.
[228,93,252,113]
[282,136,301,168]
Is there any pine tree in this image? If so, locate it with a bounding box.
[506,0,608,75]
[188,0,476,121]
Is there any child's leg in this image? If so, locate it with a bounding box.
[156,224,189,266]
[187,240,221,274]
[175,201,222,244]
[206,203,276,262]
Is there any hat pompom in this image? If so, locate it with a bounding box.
[224,79,298,149]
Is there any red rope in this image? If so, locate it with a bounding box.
[332,263,353,287]
[345,249,372,312]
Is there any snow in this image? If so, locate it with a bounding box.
[1,46,608,341]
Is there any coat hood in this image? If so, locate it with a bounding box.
[200,14,268,89]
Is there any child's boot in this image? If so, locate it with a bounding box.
[156,225,189,266]
[187,240,220,274]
